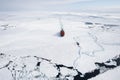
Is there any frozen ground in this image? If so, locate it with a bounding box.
[0,12,120,80]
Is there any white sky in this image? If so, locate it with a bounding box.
[0,0,120,12]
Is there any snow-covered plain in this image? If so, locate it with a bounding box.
[0,12,120,80]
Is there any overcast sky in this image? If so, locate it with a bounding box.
[0,0,120,12]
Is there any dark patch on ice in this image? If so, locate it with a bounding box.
[36,62,41,66]
[95,62,116,68]
[0,24,15,30]
[84,69,100,80]
[56,72,62,78]
[102,43,120,46]
[104,24,119,27]
[85,22,93,25]
[95,23,102,25]
[0,53,5,56]
[74,75,84,80]
[74,69,100,80]
[88,16,104,19]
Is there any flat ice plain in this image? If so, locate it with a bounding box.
[0,12,120,80]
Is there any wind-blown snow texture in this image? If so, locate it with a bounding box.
[0,12,120,80]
